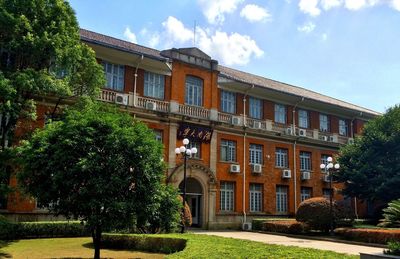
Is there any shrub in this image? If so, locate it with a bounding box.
[380,199,400,228]
[296,197,337,232]
[252,219,265,230]
[101,234,186,254]
[262,220,309,234]
[0,215,18,240]
[385,241,400,256]
[335,228,400,244]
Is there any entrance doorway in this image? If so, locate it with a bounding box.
[179,177,203,227]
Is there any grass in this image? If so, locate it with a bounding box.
[0,233,358,259]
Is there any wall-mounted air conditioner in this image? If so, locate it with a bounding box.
[298,128,307,137]
[323,174,331,182]
[146,101,157,111]
[115,93,128,105]
[242,222,252,230]
[347,138,354,144]
[321,136,328,141]
[230,164,240,173]
[253,121,262,129]
[301,171,311,180]
[232,116,242,126]
[252,164,262,174]
[285,127,293,135]
[328,136,335,142]
[282,169,292,179]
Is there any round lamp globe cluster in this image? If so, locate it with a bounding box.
[320,156,340,170]
[175,138,198,156]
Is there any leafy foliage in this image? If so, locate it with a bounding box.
[337,105,400,203]
[296,197,338,232]
[385,241,400,256]
[335,228,400,244]
[380,199,400,227]
[17,100,176,258]
[0,0,104,202]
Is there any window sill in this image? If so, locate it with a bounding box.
[219,161,238,164]
[216,212,241,216]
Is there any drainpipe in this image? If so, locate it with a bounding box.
[133,55,144,107]
[292,97,304,213]
[242,85,254,224]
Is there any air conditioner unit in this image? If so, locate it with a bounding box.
[230,164,240,173]
[328,136,335,142]
[115,93,128,105]
[285,127,293,135]
[301,171,311,180]
[348,138,354,144]
[321,136,328,141]
[252,164,262,174]
[231,116,242,126]
[323,174,331,182]
[282,169,291,179]
[242,222,252,231]
[145,101,157,111]
[253,121,262,129]
[298,128,307,137]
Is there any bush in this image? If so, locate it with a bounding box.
[296,197,337,232]
[252,219,265,230]
[0,220,90,240]
[101,234,186,254]
[335,228,400,244]
[379,199,400,228]
[262,220,309,234]
[385,241,400,256]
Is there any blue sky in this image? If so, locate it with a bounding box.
[68,0,400,113]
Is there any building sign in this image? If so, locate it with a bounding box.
[177,123,213,143]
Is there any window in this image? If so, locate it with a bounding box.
[250,184,262,212]
[319,114,330,132]
[274,104,286,124]
[275,148,288,168]
[323,188,331,199]
[103,62,124,91]
[320,154,330,172]
[220,182,234,211]
[185,76,203,106]
[276,186,288,213]
[220,90,236,113]
[249,144,263,165]
[187,141,201,159]
[144,71,165,99]
[220,139,236,162]
[300,151,312,171]
[339,119,348,136]
[153,130,163,142]
[298,109,309,128]
[249,97,262,119]
[300,187,312,202]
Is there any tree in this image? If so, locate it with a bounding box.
[337,105,400,203]
[17,100,175,259]
[0,0,105,200]
[379,199,400,227]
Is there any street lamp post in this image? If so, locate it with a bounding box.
[320,156,340,236]
[175,138,197,233]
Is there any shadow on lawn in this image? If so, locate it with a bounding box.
[0,240,13,258]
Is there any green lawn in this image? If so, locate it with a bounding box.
[0,233,358,259]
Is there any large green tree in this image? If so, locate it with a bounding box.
[0,0,104,201]
[17,100,180,259]
[337,105,400,203]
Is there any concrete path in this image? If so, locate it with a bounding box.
[193,230,384,256]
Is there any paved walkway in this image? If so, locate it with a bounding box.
[193,230,384,255]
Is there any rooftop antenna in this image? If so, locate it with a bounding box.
[193,20,196,47]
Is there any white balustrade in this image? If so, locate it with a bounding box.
[178,104,210,119]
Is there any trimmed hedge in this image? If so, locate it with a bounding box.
[335,228,400,244]
[101,234,186,254]
[0,219,90,240]
[262,220,309,234]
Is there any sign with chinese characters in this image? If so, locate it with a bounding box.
[177,124,213,143]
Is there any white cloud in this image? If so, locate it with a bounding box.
[297,22,316,33]
[322,33,328,41]
[344,0,367,10]
[321,0,342,10]
[123,27,137,43]
[156,16,263,66]
[299,0,321,16]
[198,0,244,24]
[392,0,400,11]
[240,4,271,23]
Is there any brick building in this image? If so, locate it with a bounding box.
[1,29,380,228]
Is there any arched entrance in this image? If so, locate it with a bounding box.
[179,178,203,227]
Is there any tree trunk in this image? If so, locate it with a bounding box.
[92,225,102,259]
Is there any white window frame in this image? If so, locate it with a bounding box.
[103,61,124,91]
[320,154,330,172]
[220,139,236,162]
[300,187,312,202]
[319,114,330,132]
[249,144,263,165]
[276,186,288,214]
[144,71,165,99]
[275,148,288,168]
[220,90,236,114]
[298,109,309,129]
[300,151,312,171]
[188,141,201,159]
[274,104,286,124]
[185,76,203,106]
[249,96,262,119]
[153,129,163,142]
[339,119,348,136]
[220,182,234,211]
[250,184,262,212]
